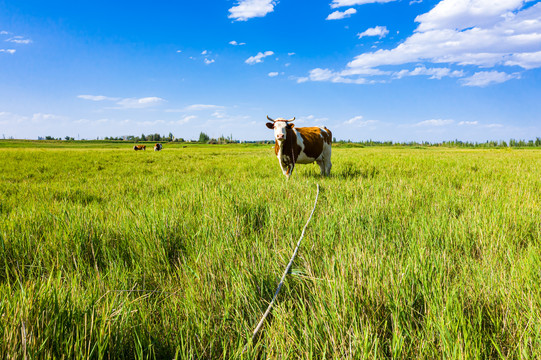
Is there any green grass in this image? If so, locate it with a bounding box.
[1,142,540,358]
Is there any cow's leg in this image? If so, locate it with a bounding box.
[325,158,332,176]
[322,145,332,176]
[285,164,294,179]
[280,162,288,177]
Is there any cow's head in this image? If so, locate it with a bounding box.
[266,116,295,143]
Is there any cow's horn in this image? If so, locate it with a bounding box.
[267,115,275,122]
[288,117,296,122]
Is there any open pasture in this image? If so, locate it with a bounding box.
[1,142,541,359]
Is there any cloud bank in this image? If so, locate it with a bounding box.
[305,0,541,86]
[78,95,165,109]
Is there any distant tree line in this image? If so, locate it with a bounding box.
[32,135,541,148]
[334,138,541,148]
[107,132,179,142]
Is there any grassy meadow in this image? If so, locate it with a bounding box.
[1,141,540,359]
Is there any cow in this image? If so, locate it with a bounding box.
[266,116,332,179]
[133,145,146,151]
[154,143,163,151]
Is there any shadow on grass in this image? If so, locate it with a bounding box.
[302,162,379,180]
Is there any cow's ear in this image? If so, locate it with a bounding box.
[287,123,295,129]
[266,122,274,129]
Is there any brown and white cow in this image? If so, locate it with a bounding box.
[133,145,146,151]
[154,143,163,151]
[266,116,332,179]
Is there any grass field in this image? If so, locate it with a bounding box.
[1,141,540,359]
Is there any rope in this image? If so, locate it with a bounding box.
[245,183,320,351]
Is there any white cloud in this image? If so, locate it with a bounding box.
[393,66,464,79]
[137,119,166,126]
[344,115,363,124]
[358,26,389,38]
[268,72,279,77]
[0,111,26,125]
[348,2,541,70]
[204,58,215,64]
[115,97,165,109]
[79,94,166,107]
[344,116,379,126]
[331,0,397,8]
[173,115,197,125]
[327,8,357,20]
[414,119,454,127]
[458,121,478,125]
[31,113,65,123]
[306,1,541,85]
[460,70,520,87]
[185,104,223,111]
[78,95,119,101]
[297,68,376,84]
[245,50,274,64]
[484,123,504,128]
[229,40,246,46]
[6,36,32,44]
[73,118,109,125]
[211,110,227,119]
[298,66,388,83]
[0,49,15,54]
[415,0,525,32]
[228,0,276,21]
[504,51,541,69]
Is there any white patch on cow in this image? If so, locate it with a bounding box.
[294,131,319,164]
[272,120,288,142]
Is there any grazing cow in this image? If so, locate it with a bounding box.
[266,116,332,179]
[133,145,146,151]
[154,143,163,151]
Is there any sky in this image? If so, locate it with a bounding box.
[1,0,541,142]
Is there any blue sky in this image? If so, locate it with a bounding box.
[1,0,540,142]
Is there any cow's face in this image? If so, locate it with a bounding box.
[266,121,294,143]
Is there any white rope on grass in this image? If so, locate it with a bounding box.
[245,183,320,351]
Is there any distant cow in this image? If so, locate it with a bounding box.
[266,116,332,179]
[133,145,146,151]
[154,143,163,151]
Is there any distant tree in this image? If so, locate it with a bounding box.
[199,132,210,143]
[141,133,147,141]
